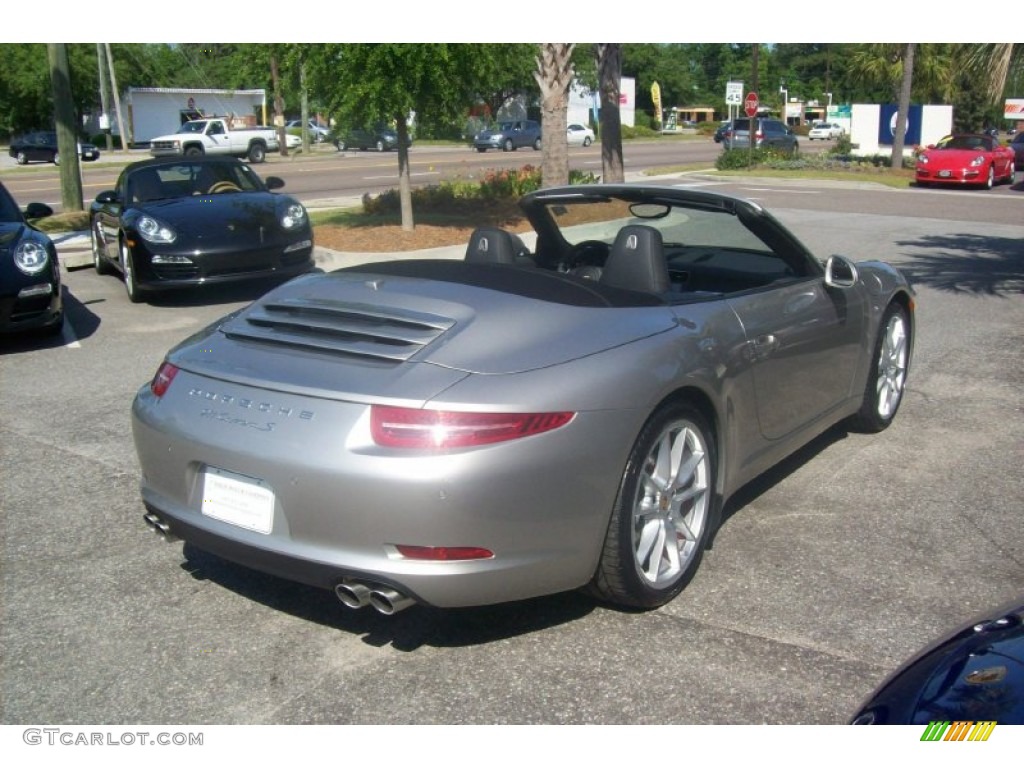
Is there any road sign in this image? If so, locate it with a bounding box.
[744,92,759,118]
[726,81,744,106]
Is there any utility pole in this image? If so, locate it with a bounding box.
[47,43,84,212]
[96,43,112,152]
[104,44,129,152]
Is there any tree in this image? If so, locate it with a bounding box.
[47,43,83,212]
[891,44,915,170]
[595,44,624,184]
[534,43,575,188]
[307,44,488,231]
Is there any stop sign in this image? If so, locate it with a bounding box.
[744,92,759,118]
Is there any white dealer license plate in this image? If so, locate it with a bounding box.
[938,170,952,178]
[201,467,275,534]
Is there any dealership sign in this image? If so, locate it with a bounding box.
[1004,99,1024,120]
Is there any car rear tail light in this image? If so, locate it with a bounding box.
[394,545,494,561]
[150,362,179,397]
[371,406,574,449]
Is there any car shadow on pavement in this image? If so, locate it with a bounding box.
[178,543,597,651]
[0,286,100,354]
[716,423,850,544]
[894,232,1024,297]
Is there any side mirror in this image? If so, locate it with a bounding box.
[825,255,859,288]
[95,190,119,205]
[265,176,285,190]
[24,202,53,220]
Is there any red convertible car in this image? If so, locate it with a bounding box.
[915,134,1016,188]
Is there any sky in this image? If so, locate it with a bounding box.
[8,2,1003,45]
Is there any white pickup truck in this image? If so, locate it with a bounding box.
[149,118,279,163]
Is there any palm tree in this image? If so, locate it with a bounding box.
[595,44,625,184]
[891,44,915,170]
[535,44,575,188]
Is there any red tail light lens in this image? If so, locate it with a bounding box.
[394,545,494,561]
[150,362,179,397]
[371,406,574,449]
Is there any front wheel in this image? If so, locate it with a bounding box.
[53,151,60,165]
[16,150,28,165]
[849,303,910,433]
[121,240,146,304]
[375,140,385,152]
[589,403,717,609]
[91,220,112,275]
[503,138,514,152]
[184,146,204,158]
[983,165,994,189]
[533,137,542,151]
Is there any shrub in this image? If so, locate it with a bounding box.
[362,166,599,215]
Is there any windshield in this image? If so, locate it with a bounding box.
[544,197,773,255]
[176,122,206,134]
[0,183,23,223]
[125,161,265,203]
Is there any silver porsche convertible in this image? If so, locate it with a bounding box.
[133,184,914,614]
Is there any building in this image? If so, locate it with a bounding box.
[119,87,269,145]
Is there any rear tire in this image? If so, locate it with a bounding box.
[589,402,717,609]
[247,143,266,163]
[849,303,910,433]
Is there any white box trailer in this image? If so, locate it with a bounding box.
[123,87,268,146]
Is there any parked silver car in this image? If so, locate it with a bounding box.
[133,184,913,615]
[474,120,542,152]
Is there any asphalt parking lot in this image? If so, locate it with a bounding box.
[1,184,1022,743]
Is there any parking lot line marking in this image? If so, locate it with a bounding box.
[60,320,81,349]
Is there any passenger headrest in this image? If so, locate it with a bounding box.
[600,225,670,293]
[465,228,533,266]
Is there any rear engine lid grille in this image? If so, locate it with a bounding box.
[221,296,455,361]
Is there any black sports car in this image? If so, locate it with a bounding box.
[8,130,100,165]
[851,597,1024,725]
[0,181,63,337]
[89,157,314,303]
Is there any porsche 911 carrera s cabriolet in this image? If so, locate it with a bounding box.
[133,184,915,615]
[90,157,314,303]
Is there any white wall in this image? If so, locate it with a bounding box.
[568,77,635,128]
[124,88,267,144]
[850,104,953,155]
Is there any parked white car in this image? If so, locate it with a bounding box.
[809,123,844,141]
[567,123,595,147]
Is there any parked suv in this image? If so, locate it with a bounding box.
[722,118,798,154]
[474,120,542,152]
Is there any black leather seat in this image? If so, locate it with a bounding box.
[465,228,534,266]
[599,225,670,293]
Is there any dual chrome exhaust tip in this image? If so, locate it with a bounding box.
[142,513,416,616]
[335,580,415,615]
